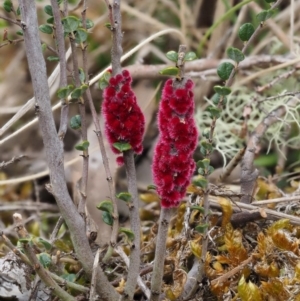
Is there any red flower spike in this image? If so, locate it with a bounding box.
[152,77,199,208]
[102,70,145,165]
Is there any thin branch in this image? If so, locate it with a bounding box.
[123,151,141,300]
[115,246,151,300]
[13,213,76,301]
[240,95,299,204]
[50,0,69,140]
[89,248,101,301]
[150,208,173,301]
[110,0,122,76]
[17,1,118,299]
[0,14,21,26]
[0,155,27,169]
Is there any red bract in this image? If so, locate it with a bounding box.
[102,70,145,165]
[152,78,198,208]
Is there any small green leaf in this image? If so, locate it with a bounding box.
[18,238,31,243]
[207,106,221,119]
[184,52,197,61]
[57,85,74,99]
[119,227,135,241]
[97,200,113,214]
[147,184,157,191]
[207,165,214,175]
[70,115,81,130]
[217,62,235,80]
[38,253,52,268]
[47,56,59,61]
[213,85,231,96]
[195,223,209,233]
[193,177,208,189]
[16,30,23,36]
[44,5,53,16]
[166,51,178,62]
[196,159,210,169]
[62,16,80,33]
[85,19,94,29]
[227,47,245,63]
[39,24,53,34]
[75,28,88,43]
[37,238,52,250]
[75,140,89,151]
[99,71,111,90]
[78,68,85,84]
[256,9,276,22]
[47,17,54,24]
[70,84,88,99]
[238,23,255,42]
[102,211,113,226]
[41,43,47,52]
[200,140,213,156]
[159,67,179,76]
[202,128,210,139]
[4,0,13,12]
[16,6,20,15]
[62,273,76,282]
[113,142,132,152]
[104,22,112,29]
[116,192,132,202]
[190,206,205,214]
[211,93,227,106]
[256,9,277,22]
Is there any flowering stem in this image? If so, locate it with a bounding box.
[150,207,173,301]
[122,150,141,301]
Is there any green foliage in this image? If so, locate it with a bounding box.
[238,23,255,41]
[39,24,53,34]
[119,227,135,241]
[102,211,113,226]
[44,5,53,16]
[166,51,178,62]
[97,200,113,214]
[57,85,74,99]
[184,52,197,61]
[70,84,88,99]
[70,115,81,130]
[217,62,235,80]
[75,140,89,151]
[75,28,88,43]
[256,9,277,22]
[3,0,13,12]
[47,56,59,61]
[195,223,209,233]
[159,67,179,76]
[37,253,52,268]
[113,142,132,152]
[227,47,245,63]
[213,86,231,96]
[99,71,111,90]
[62,16,80,33]
[116,192,132,202]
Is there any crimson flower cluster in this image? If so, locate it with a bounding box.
[152,78,198,208]
[102,70,145,165]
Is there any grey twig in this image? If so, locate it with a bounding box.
[150,208,173,301]
[17,1,118,299]
[123,151,141,301]
[50,0,69,140]
[13,213,76,301]
[0,155,27,169]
